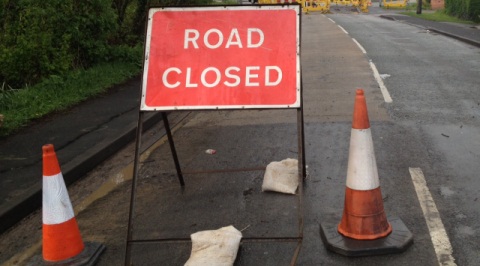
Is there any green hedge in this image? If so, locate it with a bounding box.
[0,0,221,91]
[445,0,480,22]
[472,0,480,22]
[0,0,120,88]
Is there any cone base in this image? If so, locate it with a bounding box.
[29,242,105,266]
[337,187,392,240]
[320,216,413,257]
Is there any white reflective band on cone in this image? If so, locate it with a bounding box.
[43,173,75,225]
[346,128,380,190]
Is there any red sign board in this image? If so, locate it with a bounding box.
[141,5,300,110]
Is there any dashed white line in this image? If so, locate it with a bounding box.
[369,61,393,103]
[352,38,366,54]
[409,168,457,266]
[335,23,391,103]
[328,18,336,24]
[337,25,348,35]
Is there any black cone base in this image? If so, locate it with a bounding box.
[29,242,105,266]
[320,216,413,257]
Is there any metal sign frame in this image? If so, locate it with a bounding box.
[125,4,305,265]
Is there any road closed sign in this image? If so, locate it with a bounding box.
[141,5,300,111]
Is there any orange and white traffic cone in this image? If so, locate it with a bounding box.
[320,89,413,256]
[337,89,391,240]
[42,144,84,261]
[37,144,105,264]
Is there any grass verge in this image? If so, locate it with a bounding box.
[0,62,141,137]
[381,3,429,11]
[401,9,476,24]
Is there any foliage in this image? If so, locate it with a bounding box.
[0,82,16,109]
[0,0,219,89]
[0,0,119,88]
[0,60,142,137]
[445,0,480,22]
[471,0,480,22]
[0,0,215,137]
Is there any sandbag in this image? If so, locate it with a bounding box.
[262,158,299,194]
[185,225,242,266]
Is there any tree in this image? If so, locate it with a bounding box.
[417,0,422,14]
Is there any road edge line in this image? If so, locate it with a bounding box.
[338,25,349,35]
[369,61,393,103]
[352,38,367,54]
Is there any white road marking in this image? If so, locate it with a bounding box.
[409,168,457,266]
[352,38,366,54]
[369,61,393,103]
[328,18,336,24]
[337,25,348,35]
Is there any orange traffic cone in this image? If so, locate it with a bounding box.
[320,89,413,256]
[337,89,392,240]
[42,144,84,261]
[36,144,105,264]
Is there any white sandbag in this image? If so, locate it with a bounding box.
[262,158,299,194]
[185,225,242,266]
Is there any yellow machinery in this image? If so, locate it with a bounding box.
[382,0,408,8]
[330,0,356,6]
[258,0,330,13]
[330,0,370,11]
[359,0,370,12]
[298,0,330,12]
[257,0,369,13]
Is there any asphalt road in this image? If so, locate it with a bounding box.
[1,10,479,266]
[329,13,480,266]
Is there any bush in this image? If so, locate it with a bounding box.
[0,0,219,136]
[0,0,118,88]
[471,0,480,22]
[445,0,480,22]
[0,0,220,89]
